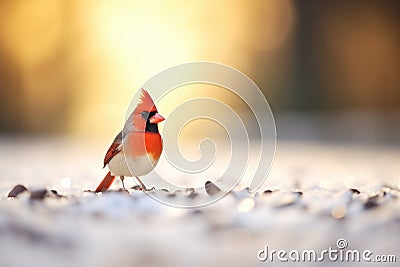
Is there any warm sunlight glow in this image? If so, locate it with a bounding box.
[0,0,295,137]
[238,198,255,212]
[67,0,295,137]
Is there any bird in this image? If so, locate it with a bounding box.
[95,89,165,192]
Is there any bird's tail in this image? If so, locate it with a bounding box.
[95,171,116,192]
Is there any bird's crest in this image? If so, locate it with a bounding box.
[134,89,157,113]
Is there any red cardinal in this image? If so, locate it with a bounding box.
[95,89,165,192]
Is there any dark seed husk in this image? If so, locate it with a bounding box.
[188,191,199,199]
[49,189,65,198]
[185,188,195,193]
[205,181,221,196]
[84,189,96,193]
[131,185,141,190]
[8,184,28,198]
[293,190,303,196]
[364,195,380,210]
[30,189,48,200]
[349,188,361,195]
[191,209,202,215]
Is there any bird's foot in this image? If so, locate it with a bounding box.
[118,188,129,193]
[140,186,155,192]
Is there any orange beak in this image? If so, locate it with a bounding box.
[149,113,165,124]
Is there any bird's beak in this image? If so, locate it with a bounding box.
[149,113,165,124]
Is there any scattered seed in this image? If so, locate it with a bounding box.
[84,189,96,193]
[364,195,380,210]
[364,201,378,210]
[185,188,195,193]
[293,190,303,196]
[117,188,130,193]
[30,189,48,201]
[191,209,202,215]
[349,188,361,195]
[8,184,28,198]
[188,191,199,199]
[49,190,65,198]
[276,192,302,208]
[131,185,141,190]
[205,181,221,196]
[101,189,129,194]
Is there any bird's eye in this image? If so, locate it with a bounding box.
[141,111,149,119]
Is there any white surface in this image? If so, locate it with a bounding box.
[0,138,399,267]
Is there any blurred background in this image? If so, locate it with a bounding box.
[0,0,399,144]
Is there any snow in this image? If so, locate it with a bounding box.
[0,138,399,267]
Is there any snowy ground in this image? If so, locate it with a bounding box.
[0,137,399,267]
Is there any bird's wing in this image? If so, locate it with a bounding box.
[103,131,123,168]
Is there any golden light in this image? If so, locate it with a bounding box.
[1,0,63,68]
[68,0,295,137]
[238,198,255,212]
[0,0,296,137]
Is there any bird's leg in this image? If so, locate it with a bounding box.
[135,176,154,191]
[120,176,126,190]
[135,176,146,191]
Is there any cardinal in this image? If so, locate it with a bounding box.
[95,89,164,192]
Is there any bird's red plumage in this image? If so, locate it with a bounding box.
[95,88,163,192]
[134,89,157,115]
[124,131,163,159]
